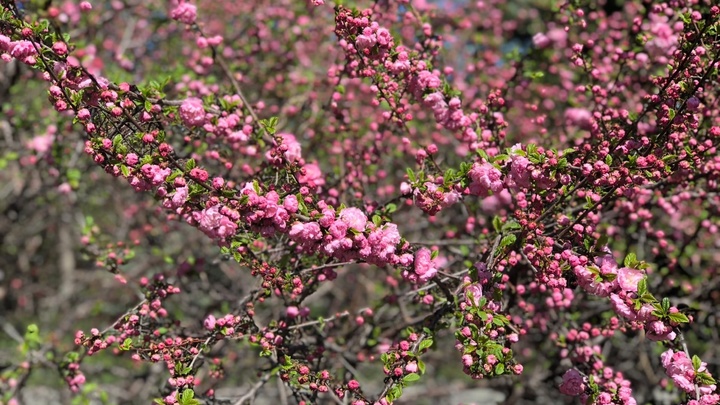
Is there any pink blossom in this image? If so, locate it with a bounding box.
[278,133,302,163]
[508,154,532,189]
[286,306,300,318]
[170,1,197,25]
[410,248,438,283]
[26,133,55,154]
[564,108,593,130]
[616,267,644,292]
[442,189,462,207]
[661,350,696,393]
[204,315,216,330]
[140,164,171,186]
[645,320,676,341]
[283,195,299,213]
[193,205,238,240]
[573,265,615,297]
[558,369,586,396]
[125,152,140,166]
[338,207,367,232]
[609,294,636,321]
[171,186,188,208]
[532,32,551,49]
[10,40,38,63]
[467,162,504,197]
[0,35,11,52]
[367,224,401,262]
[179,98,205,127]
[464,283,483,306]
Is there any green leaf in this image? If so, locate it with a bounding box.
[418,339,433,351]
[692,355,702,370]
[386,385,403,402]
[181,389,194,402]
[403,373,421,383]
[668,312,689,324]
[661,297,670,312]
[499,234,516,249]
[696,372,716,385]
[406,168,416,182]
[112,134,123,149]
[637,279,648,296]
[623,253,637,268]
[494,363,505,375]
[492,216,502,233]
[185,159,196,170]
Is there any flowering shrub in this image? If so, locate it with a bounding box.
[1,0,719,404]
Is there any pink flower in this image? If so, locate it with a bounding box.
[412,248,438,283]
[26,133,55,154]
[375,28,392,47]
[564,108,593,130]
[77,108,91,120]
[140,164,171,186]
[170,1,197,25]
[204,315,216,330]
[279,133,302,163]
[645,321,676,341]
[338,207,367,232]
[283,195,299,213]
[508,154,532,189]
[532,32,552,49]
[661,350,696,393]
[171,186,188,208]
[609,294,636,321]
[193,205,238,240]
[52,42,68,55]
[467,162,504,197]
[286,306,300,318]
[442,189,462,207]
[0,35,11,52]
[558,369,586,396]
[464,283,483,306]
[179,97,205,127]
[367,224,401,262]
[297,162,324,186]
[616,267,644,292]
[10,40,38,62]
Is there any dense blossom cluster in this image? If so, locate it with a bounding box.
[1,0,720,404]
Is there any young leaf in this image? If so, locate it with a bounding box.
[403,373,420,383]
